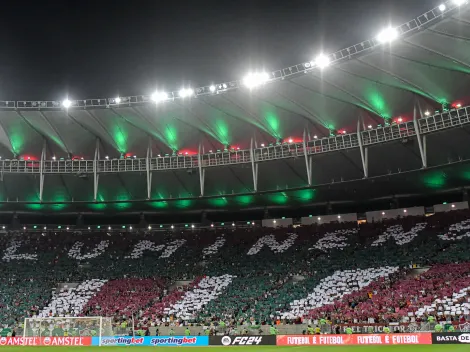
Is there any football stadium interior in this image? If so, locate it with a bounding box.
[0,0,470,349]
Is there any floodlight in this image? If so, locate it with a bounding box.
[148,225,152,230]
[209,85,216,93]
[62,99,72,108]
[382,212,385,215]
[211,224,214,227]
[105,156,109,160]
[178,88,194,98]
[397,117,403,122]
[376,27,399,43]
[232,223,235,226]
[115,97,121,104]
[242,72,269,89]
[313,135,318,139]
[424,111,430,116]
[318,217,321,221]
[151,91,168,103]
[288,138,293,143]
[456,103,462,108]
[273,220,276,223]
[314,54,330,69]
[171,225,174,229]
[52,156,56,160]
[453,0,466,6]
[368,125,372,129]
[260,143,265,147]
[438,4,446,11]
[191,224,195,228]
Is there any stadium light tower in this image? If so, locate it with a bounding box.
[376,27,399,44]
[62,99,72,109]
[151,91,168,103]
[178,88,194,98]
[242,72,270,89]
[314,54,330,69]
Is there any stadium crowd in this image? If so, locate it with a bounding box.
[0,210,469,336]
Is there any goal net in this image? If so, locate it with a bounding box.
[23,317,114,340]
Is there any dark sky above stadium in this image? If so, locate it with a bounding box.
[0,0,438,100]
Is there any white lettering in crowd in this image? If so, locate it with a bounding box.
[438,219,470,241]
[67,240,109,260]
[247,233,298,255]
[125,239,186,259]
[202,235,225,256]
[309,229,357,252]
[371,223,427,246]
[2,240,37,261]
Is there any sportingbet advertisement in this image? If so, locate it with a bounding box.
[92,336,208,346]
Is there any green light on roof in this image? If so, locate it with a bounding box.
[33,225,37,229]
[185,224,188,227]
[443,202,447,205]
[221,223,224,225]
[97,226,101,229]
[58,226,62,229]
[309,215,312,218]
[247,221,251,225]
[122,225,126,228]
[160,225,163,228]
[282,217,285,219]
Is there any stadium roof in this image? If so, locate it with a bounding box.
[1,1,470,214]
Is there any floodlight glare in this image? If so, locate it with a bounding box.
[314,54,330,69]
[179,88,194,98]
[438,4,446,11]
[115,97,121,104]
[453,0,466,6]
[376,27,399,43]
[62,99,72,108]
[151,91,168,103]
[242,72,270,89]
[424,111,430,116]
[209,85,216,93]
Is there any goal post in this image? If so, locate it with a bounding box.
[23,316,113,342]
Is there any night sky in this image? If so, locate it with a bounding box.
[0,0,438,100]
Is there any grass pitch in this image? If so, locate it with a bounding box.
[0,346,468,351]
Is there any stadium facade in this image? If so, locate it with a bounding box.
[0,1,469,220]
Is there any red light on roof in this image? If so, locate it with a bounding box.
[22,155,38,161]
[283,137,302,144]
[179,149,196,156]
[341,130,347,134]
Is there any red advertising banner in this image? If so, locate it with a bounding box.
[0,336,92,346]
[277,333,432,346]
